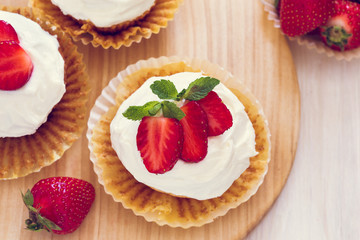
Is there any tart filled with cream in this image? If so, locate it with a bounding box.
[30,0,183,49]
[0,7,88,180]
[0,11,65,138]
[89,60,270,228]
[111,72,257,200]
[50,0,156,28]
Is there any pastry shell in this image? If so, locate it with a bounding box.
[87,56,271,228]
[0,6,89,180]
[30,0,184,49]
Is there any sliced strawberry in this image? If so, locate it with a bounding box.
[320,0,360,51]
[0,42,33,90]
[196,91,233,136]
[280,0,335,37]
[0,20,19,43]
[137,116,183,174]
[180,101,208,162]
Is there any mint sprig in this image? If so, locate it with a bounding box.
[122,100,185,121]
[150,80,179,100]
[123,101,161,120]
[162,101,185,119]
[182,77,220,101]
[123,76,220,121]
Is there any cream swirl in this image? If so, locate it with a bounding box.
[0,11,65,138]
[110,72,257,200]
[51,0,155,28]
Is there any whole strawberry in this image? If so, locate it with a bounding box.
[22,177,95,234]
[320,0,360,51]
[280,0,335,37]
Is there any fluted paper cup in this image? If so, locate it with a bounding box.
[86,56,271,228]
[30,0,184,49]
[0,6,89,180]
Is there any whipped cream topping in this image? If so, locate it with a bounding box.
[110,72,257,200]
[0,11,65,138]
[51,0,156,28]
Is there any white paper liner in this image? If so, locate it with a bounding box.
[261,0,360,61]
[86,56,271,227]
[30,0,184,49]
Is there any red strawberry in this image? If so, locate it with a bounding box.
[22,177,95,235]
[196,91,233,136]
[0,20,19,43]
[180,101,208,162]
[280,0,335,37]
[0,42,33,90]
[320,0,360,51]
[137,116,183,174]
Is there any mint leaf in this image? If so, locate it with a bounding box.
[123,101,161,120]
[150,80,179,100]
[182,77,220,101]
[161,101,185,120]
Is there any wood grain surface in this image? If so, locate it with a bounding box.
[0,0,300,239]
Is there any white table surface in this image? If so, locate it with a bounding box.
[247,41,360,240]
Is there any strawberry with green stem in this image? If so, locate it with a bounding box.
[320,0,360,51]
[22,177,95,235]
[279,0,335,37]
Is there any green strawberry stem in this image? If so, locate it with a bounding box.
[275,0,280,10]
[321,25,352,52]
[22,190,62,233]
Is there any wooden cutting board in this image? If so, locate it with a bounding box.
[0,0,300,239]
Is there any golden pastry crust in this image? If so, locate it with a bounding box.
[0,6,89,180]
[90,61,270,228]
[30,0,184,49]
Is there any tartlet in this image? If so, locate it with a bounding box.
[87,56,270,228]
[0,6,89,180]
[30,0,184,49]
